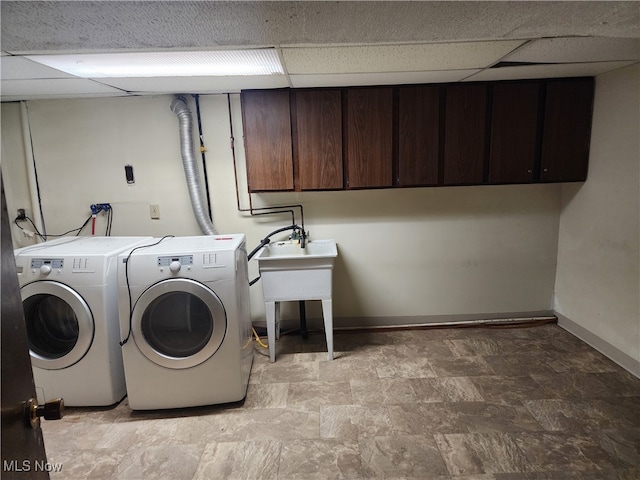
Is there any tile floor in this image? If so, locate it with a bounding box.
[41,323,640,479]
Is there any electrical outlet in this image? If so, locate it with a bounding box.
[16,208,26,220]
[150,204,160,219]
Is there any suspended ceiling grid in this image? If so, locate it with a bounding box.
[1,1,639,101]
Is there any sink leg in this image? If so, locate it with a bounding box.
[321,299,334,360]
[266,301,277,362]
[299,301,308,339]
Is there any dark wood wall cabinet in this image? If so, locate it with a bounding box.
[540,79,594,182]
[294,89,343,190]
[397,85,440,186]
[241,77,594,193]
[346,88,394,188]
[489,82,540,184]
[443,84,488,185]
[241,89,293,191]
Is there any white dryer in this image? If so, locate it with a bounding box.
[117,235,253,410]
[14,236,153,406]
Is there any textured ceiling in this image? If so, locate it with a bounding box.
[1,1,639,101]
[3,1,639,52]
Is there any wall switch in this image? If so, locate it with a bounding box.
[150,204,160,219]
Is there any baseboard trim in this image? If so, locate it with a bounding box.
[556,312,640,378]
[254,310,557,333]
[332,311,556,330]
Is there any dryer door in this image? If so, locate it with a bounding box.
[21,281,95,370]
[131,278,227,369]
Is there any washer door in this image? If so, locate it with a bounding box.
[21,281,95,370]
[131,278,227,369]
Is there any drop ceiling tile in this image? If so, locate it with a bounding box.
[1,78,125,98]
[464,60,637,82]
[282,41,524,74]
[99,75,289,94]
[1,92,129,102]
[1,56,77,80]
[504,37,640,64]
[290,70,481,88]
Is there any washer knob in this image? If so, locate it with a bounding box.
[169,261,181,273]
[40,265,52,275]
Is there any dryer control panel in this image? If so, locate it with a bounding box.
[157,255,193,267]
[31,258,64,269]
[158,255,193,274]
[32,258,63,271]
[29,258,64,276]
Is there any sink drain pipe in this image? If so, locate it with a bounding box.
[170,96,217,235]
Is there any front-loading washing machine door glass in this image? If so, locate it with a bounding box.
[21,281,95,370]
[132,278,226,369]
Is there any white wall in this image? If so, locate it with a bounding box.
[1,102,34,245]
[2,93,562,326]
[555,64,640,374]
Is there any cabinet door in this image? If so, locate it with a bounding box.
[443,84,488,185]
[346,87,393,188]
[489,82,539,184]
[398,86,440,186]
[241,90,293,191]
[294,90,343,190]
[540,78,594,182]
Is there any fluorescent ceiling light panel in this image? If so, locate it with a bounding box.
[26,49,284,78]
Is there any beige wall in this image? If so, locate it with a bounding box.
[2,92,561,326]
[555,64,640,373]
[1,102,33,243]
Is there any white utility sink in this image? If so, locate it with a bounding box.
[256,239,337,260]
[256,239,337,362]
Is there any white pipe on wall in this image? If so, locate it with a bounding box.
[20,101,45,241]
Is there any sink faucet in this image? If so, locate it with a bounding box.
[289,227,308,248]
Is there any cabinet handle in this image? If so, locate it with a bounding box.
[527,169,532,174]
[543,168,548,173]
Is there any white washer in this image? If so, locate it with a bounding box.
[117,235,253,410]
[14,236,153,406]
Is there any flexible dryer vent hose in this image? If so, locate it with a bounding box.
[170,96,217,235]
